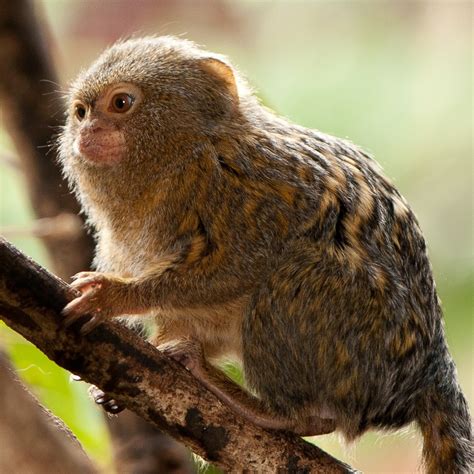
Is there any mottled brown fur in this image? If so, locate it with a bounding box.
[59,36,472,472]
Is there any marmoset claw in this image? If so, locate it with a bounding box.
[89,385,124,414]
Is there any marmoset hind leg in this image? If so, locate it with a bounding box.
[158,338,335,436]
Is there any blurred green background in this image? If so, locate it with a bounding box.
[0,1,472,472]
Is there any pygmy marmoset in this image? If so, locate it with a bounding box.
[59,36,473,473]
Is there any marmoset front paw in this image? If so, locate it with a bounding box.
[62,271,133,333]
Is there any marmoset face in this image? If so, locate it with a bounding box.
[67,82,142,166]
[58,36,240,206]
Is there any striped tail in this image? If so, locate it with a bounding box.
[417,358,473,473]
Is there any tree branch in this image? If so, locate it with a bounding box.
[0,237,356,473]
[0,348,97,474]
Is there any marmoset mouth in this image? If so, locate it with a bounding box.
[75,131,125,165]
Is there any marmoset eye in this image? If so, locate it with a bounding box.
[74,103,87,121]
[110,93,134,113]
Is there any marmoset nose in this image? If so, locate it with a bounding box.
[82,119,103,134]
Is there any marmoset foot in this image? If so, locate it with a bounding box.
[89,385,124,414]
[158,339,204,373]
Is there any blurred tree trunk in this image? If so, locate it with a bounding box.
[0,1,194,472]
[0,349,97,474]
[0,0,93,277]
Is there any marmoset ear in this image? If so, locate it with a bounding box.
[198,56,239,104]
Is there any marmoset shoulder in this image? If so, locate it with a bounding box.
[59,36,472,473]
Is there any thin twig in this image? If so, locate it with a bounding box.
[0,213,83,240]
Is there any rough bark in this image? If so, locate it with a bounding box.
[0,348,97,474]
[0,237,356,473]
[106,410,194,474]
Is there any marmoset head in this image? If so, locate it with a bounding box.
[58,36,244,204]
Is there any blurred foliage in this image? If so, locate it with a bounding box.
[0,1,472,472]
